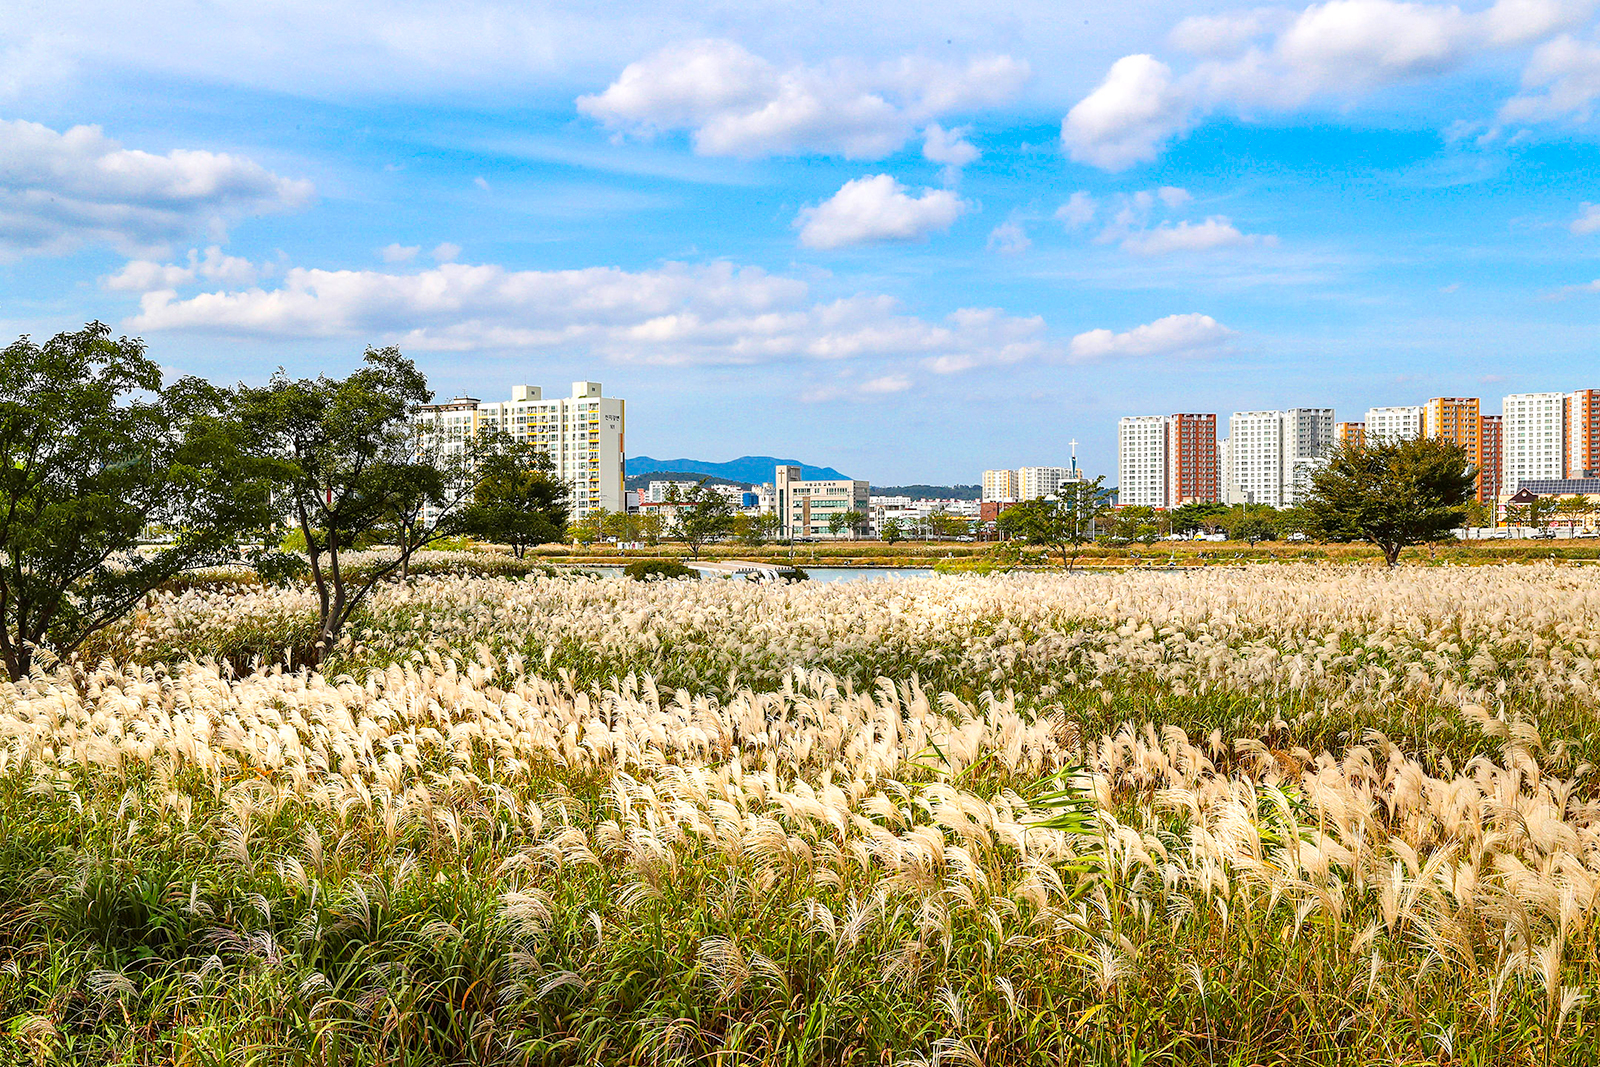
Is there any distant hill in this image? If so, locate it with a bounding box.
[626,456,849,483]
[871,484,983,501]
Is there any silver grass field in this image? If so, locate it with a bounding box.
[2,564,1598,1065]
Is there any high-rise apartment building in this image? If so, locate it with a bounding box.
[1167,413,1219,506]
[414,381,626,520]
[1117,416,1168,507]
[981,469,1021,502]
[1365,405,1425,442]
[1017,466,1082,500]
[1503,392,1568,488]
[1224,408,1334,507]
[1568,389,1600,478]
[1425,396,1483,496]
[1336,422,1366,447]
[774,466,869,539]
[1479,414,1503,503]
[1118,414,1219,507]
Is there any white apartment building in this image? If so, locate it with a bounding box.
[1117,416,1168,507]
[774,465,870,539]
[414,381,626,521]
[644,479,699,504]
[982,469,1021,502]
[1503,392,1567,487]
[1224,408,1334,507]
[1364,405,1424,442]
[1017,466,1083,501]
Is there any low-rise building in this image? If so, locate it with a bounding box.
[775,465,869,539]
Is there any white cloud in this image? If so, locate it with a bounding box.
[578,39,1028,158]
[1066,312,1234,362]
[1067,0,1596,169]
[803,372,915,402]
[1546,277,1600,297]
[432,241,462,262]
[1121,215,1274,254]
[1573,201,1600,233]
[103,245,265,291]
[0,118,312,257]
[1157,186,1192,208]
[123,257,1055,371]
[381,243,420,263]
[473,176,491,191]
[1062,54,1190,170]
[1056,191,1097,228]
[795,174,967,249]
[1501,34,1600,123]
[987,220,1031,254]
[922,123,980,168]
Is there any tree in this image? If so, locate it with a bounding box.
[452,429,570,558]
[1171,501,1228,537]
[637,511,665,546]
[602,510,639,545]
[1463,500,1493,530]
[880,518,904,544]
[996,477,1111,569]
[1303,436,1476,567]
[0,323,271,680]
[1555,494,1591,538]
[840,509,866,538]
[1221,504,1279,545]
[570,509,607,547]
[827,508,866,539]
[236,346,479,667]
[926,510,972,540]
[666,480,734,560]
[734,512,779,547]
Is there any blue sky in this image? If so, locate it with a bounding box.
[3,1,1599,483]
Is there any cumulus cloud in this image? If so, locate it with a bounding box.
[922,123,980,173]
[381,243,420,263]
[1087,188,1275,253]
[104,245,266,291]
[987,220,1031,254]
[1573,201,1600,233]
[578,39,1028,158]
[1056,191,1097,228]
[123,257,1056,371]
[1121,216,1274,254]
[1062,54,1190,170]
[795,175,967,249]
[1501,34,1600,123]
[432,241,462,262]
[1066,312,1234,362]
[0,117,312,257]
[1065,0,1595,169]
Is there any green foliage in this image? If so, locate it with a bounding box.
[451,428,570,558]
[1220,503,1280,544]
[0,323,272,679]
[1305,436,1477,566]
[733,512,779,547]
[996,477,1112,568]
[623,559,698,581]
[665,481,735,560]
[234,346,471,664]
[880,518,904,544]
[1170,501,1229,535]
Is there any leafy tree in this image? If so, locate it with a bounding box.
[452,429,570,558]
[1303,436,1476,567]
[602,510,639,545]
[570,509,607,547]
[1221,504,1279,545]
[1506,496,1557,533]
[0,323,271,680]
[637,511,665,546]
[926,510,972,540]
[1275,505,1315,540]
[996,476,1111,569]
[880,518,904,544]
[827,508,867,539]
[236,346,480,667]
[1463,500,1493,529]
[1555,494,1591,538]
[666,480,734,560]
[1171,501,1228,536]
[734,512,779,547]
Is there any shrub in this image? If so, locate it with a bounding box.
[623,559,698,581]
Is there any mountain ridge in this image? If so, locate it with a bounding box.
[626,455,849,483]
